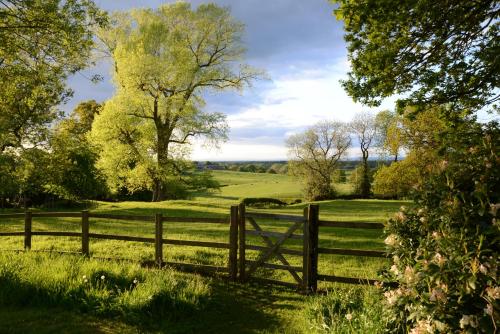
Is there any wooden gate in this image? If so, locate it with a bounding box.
[238,203,319,292]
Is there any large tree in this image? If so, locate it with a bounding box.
[334,0,499,113]
[91,3,260,201]
[0,0,106,151]
[287,121,351,200]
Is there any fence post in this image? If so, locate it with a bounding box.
[302,206,309,291]
[229,205,239,281]
[81,210,89,257]
[24,210,32,250]
[307,204,319,293]
[238,202,246,282]
[155,213,163,267]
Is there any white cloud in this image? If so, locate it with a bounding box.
[192,58,396,161]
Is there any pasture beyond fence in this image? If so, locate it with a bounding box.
[0,204,392,292]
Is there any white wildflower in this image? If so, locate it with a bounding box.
[459,315,477,329]
[479,264,488,274]
[390,264,400,276]
[485,303,493,316]
[385,234,397,246]
[345,313,352,321]
[101,275,105,280]
[486,286,500,299]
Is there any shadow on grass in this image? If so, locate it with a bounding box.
[0,270,299,333]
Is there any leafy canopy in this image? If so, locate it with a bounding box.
[334,0,500,113]
[91,3,260,199]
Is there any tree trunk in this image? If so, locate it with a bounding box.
[360,149,371,198]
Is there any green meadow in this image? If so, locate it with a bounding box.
[0,171,408,333]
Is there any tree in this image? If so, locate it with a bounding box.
[350,112,377,197]
[47,100,107,201]
[0,0,107,151]
[375,110,401,162]
[287,121,351,200]
[91,3,260,201]
[333,0,499,113]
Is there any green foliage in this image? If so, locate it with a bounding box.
[333,0,500,113]
[0,0,106,151]
[241,197,287,208]
[306,286,386,333]
[349,164,373,197]
[47,101,108,201]
[382,120,499,333]
[287,121,351,201]
[0,252,209,325]
[92,3,260,201]
[372,158,420,199]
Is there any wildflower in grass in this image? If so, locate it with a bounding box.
[133,278,138,284]
[485,286,500,299]
[345,313,352,321]
[404,266,416,284]
[390,264,399,276]
[433,253,446,266]
[101,275,105,280]
[429,288,445,302]
[409,319,432,334]
[479,264,487,274]
[384,234,397,246]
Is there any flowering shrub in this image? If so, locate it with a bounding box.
[381,120,499,333]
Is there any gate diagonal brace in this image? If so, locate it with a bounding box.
[247,217,303,284]
[246,220,303,279]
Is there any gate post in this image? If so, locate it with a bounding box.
[238,202,246,282]
[307,204,319,293]
[229,205,239,281]
[302,206,309,291]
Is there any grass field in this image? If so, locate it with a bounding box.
[0,171,407,333]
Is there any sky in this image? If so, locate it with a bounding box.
[66,0,397,161]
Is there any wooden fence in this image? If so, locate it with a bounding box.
[0,206,239,280]
[0,204,393,291]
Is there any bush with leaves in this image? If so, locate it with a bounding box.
[381,119,499,333]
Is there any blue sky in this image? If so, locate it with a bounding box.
[66,0,396,161]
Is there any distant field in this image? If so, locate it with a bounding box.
[209,170,354,200]
[0,171,409,333]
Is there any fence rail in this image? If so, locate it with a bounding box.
[0,204,395,292]
[0,208,239,280]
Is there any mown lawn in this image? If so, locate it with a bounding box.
[0,171,408,333]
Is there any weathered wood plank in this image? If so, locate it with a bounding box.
[246,260,303,272]
[228,205,238,281]
[24,211,32,250]
[318,220,384,229]
[246,244,302,256]
[245,212,306,222]
[88,213,153,222]
[0,232,24,236]
[246,220,303,278]
[306,204,319,292]
[155,213,163,266]
[317,274,381,285]
[88,233,155,243]
[31,231,81,237]
[162,239,230,249]
[239,203,246,282]
[246,230,303,240]
[31,212,81,218]
[81,210,89,256]
[0,213,25,219]
[247,217,303,284]
[162,217,228,224]
[318,247,388,258]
